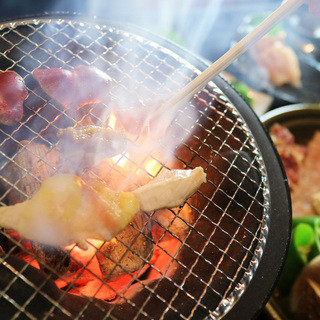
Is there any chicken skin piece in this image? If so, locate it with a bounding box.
[0,168,206,249]
[0,71,27,126]
[133,167,206,211]
[57,125,127,166]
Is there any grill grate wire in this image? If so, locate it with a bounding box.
[0,18,270,319]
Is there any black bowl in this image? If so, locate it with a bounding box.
[261,103,320,144]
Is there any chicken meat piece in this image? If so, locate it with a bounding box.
[57,125,127,166]
[0,167,206,249]
[133,167,206,212]
[250,34,301,87]
[0,140,73,275]
[0,71,27,126]
[33,66,112,108]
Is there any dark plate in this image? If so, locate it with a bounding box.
[230,10,320,104]
[261,103,320,144]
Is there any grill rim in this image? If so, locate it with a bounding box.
[0,14,291,319]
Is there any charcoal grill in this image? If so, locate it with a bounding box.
[0,16,291,320]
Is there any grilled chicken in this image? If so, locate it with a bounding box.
[133,167,206,212]
[33,66,112,108]
[0,71,27,126]
[0,141,74,274]
[57,125,127,166]
[0,168,206,249]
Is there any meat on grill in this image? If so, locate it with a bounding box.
[0,71,27,126]
[33,66,112,108]
[57,125,127,167]
[133,167,206,211]
[0,141,74,275]
[0,167,206,249]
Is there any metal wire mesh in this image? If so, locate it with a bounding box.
[0,18,270,319]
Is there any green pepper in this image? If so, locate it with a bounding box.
[292,216,320,258]
[278,222,315,291]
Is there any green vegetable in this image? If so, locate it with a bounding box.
[278,216,320,292]
[249,14,283,36]
[231,80,253,106]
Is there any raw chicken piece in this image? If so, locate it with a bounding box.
[0,174,139,250]
[0,140,73,275]
[0,167,206,249]
[0,71,27,126]
[133,167,206,212]
[250,34,301,87]
[33,66,112,108]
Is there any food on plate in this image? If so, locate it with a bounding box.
[269,123,307,188]
[249,32,301,87]
[0,168,206,249]
[269,123,320,319]
[271,124,320,217]
[57,125,127,166]
[290,131,320,217]
[33,66,112,108]
[0,70,27,126]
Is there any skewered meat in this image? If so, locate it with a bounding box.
[0,71,27,126]
[0,167,206,249]
[0,174,140,250]
[133,167,206,212]
[33,66,112,108]
[57,125,127,166]
[0,141,73,275]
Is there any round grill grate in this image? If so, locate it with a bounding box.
[0,17,290,320]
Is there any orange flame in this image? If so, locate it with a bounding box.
[112,152,129,168]
[144,158,162,176]
[108,112,117,130]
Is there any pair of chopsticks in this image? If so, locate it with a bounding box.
[151,0,307,120]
